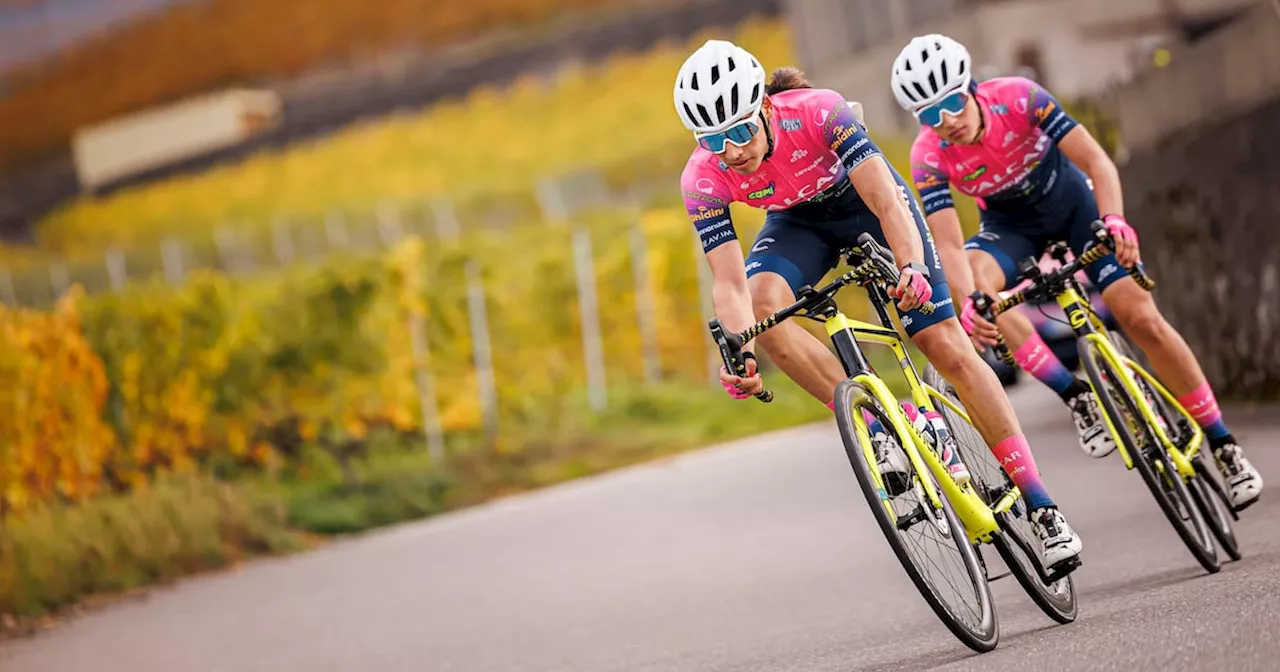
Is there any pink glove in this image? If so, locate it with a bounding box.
[1103,214,1138,246]
[899,265,933,305]
[959,296,978,335]
[720,367,751,400]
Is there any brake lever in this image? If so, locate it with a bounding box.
[708,318,773,403]
[969,291,1017,366]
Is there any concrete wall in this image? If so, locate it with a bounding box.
[1112,0,1280,153]
[1113,1,1280,398]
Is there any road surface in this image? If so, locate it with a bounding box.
[2,383,1277,671]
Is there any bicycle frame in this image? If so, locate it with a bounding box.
[992,242,1205,482]
[822,279,1018,545]
[1057,285,1203,479]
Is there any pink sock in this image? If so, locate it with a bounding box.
[1012,332,1076,395]
[990,435,1054,509]
[1176,381,1230,441]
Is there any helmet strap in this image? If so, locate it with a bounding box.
[760,106,776,162]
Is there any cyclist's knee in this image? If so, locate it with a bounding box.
[748,272,795,321]
[1105,280,1166,342]
[966,248,1010,293]
[911,321,971,376]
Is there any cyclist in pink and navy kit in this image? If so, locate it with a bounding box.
[891,34,1262,510]
[674,39,1084,572]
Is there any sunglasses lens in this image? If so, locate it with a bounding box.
[724,121,758,144]
[698,135,727,153]
[696,119,759,153]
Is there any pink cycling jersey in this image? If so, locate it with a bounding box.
[681,87,881,252]
[910,77,1080,215]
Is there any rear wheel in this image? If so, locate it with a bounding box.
[833,378,999,652]
[923,365,1077,625]
[1080,338,1220,573]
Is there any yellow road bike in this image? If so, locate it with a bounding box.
[971,221,1240,574]
[709,234,1078,654]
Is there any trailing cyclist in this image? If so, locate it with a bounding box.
[674,38,1083,570]
[890,34,1263,510]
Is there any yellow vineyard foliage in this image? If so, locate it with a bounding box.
[0,288,118,515]
[31,16,794,256]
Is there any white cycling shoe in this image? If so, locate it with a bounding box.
[874,432,912,498]
[1067,390,1116,458]
[1214,443,1263,511]
[1032,507,1083,572]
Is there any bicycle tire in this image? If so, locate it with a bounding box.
[1079,338,1220,573]
[1190,456,1242,561]
[833,378,999,653]
[1108,332,1240,561]
[922,365,1078,625]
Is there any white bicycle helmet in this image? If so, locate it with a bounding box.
[673,39,767,134]
[890,34,972,111]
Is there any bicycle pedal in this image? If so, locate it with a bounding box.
[1043,556,1082,584]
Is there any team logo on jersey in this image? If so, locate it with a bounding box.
[747,182,776,200]
[923,152,941,169]
[791,149,809,163]
[1034,100,1057,124]
[695,178,716,194]
[717,160,729,171]
[829,124,858,151]
[1003,131,1018,147]
[781,118,804,132]
[990,103,1010,114]
[962,165,988,181]
[690,205,727,222]
[916,171,945,189]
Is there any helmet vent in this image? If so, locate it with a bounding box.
[690,73,699,91]
[711,64,721,84]
[727,56,737,71]
[940,62,949,86]
[697,103,714,127]
[927,71,938,94]
[730,83,740,113]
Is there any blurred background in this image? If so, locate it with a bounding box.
[1,0,1277,631]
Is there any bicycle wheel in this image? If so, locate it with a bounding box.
[923,365,1077,625]
[1190,455,1242,561]
[833,378,999,653]
[1079,338,1220,573]
[1108,332,1240,561]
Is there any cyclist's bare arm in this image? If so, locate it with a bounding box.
[1057,126,1124,218]
[925,208,976,299]
[705,243,756,349]
[850,157,926,310]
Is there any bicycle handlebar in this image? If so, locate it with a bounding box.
[707,233,934,403]
[987,220,1155,317]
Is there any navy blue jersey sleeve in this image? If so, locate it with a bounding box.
[813,91,882,173]
[1025,80,1079,143]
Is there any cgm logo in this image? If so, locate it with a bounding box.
[747,183,776,200]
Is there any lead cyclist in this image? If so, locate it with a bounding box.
[675,38,1083,571]
[890,34,1263,510]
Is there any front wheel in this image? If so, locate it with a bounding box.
[1079,338,1220,574]
[922,365,1078,625]
[1110,331,1240,561]
[833,378,999,653]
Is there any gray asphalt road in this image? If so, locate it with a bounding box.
[2,383,1277,672]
